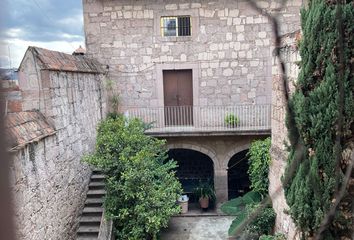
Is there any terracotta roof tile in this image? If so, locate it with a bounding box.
[25,46,104,73]
[5,111,56,150]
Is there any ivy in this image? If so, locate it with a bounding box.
[247,137,271,197]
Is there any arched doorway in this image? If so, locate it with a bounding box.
[227,149,251,200]
[167,148,214,201]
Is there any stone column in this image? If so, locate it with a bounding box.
[214,169,228,204]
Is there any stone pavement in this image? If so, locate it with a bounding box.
[160,216,234,240]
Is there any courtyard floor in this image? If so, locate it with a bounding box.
[160,203,234,240]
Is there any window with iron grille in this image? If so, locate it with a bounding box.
[161,16,191,37]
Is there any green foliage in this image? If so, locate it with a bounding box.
[84,116,182,240]
[221,191,274,236]
[224,113,239,127]
[193,181,216,200]
[222,138,274,237]
[259,233,286,240]
[246,204,276,236]
[284,0,354,238]
[221,191,262,215]
[247,138,271,197]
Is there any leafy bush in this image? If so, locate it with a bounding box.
[259,233,286,240]
[221,191,275,236]
[247,138,271,197]
[84,116,182,240]
[224,113,239,127]
[247,204,276,236]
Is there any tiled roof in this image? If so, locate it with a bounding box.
[5,111,56,151]
[22,46,105,73]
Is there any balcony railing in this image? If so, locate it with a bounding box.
[124,104,271,135]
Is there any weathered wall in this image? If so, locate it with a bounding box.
[165,134,267,203]
[83,0,303,108]
[1,80,22,113]
[11,51,106,240]
[269,32,300,239]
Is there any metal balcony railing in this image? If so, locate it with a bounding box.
[123,104,271,135]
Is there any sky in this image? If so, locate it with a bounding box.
[1,0,85,68]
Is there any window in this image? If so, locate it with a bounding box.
[161,16,191,37]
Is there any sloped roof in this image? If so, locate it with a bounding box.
[5,111,56,151]
[20,46,105,74]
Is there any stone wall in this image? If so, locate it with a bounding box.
[83,0,303,108]
[269,31,301,239]
[10,48,106,240]
[1,80,22,113]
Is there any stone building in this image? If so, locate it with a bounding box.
[7,46,106,240]
[82,0,304,206]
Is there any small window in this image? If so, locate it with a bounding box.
[161,16,191,37]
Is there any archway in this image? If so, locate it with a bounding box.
[227,149,251,200]
[167,148,214,202]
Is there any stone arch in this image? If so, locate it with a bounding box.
[226,148,251,200]
[166,143,221,169]
[223,142,251,170]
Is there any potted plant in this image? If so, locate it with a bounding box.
[224,113,239,127]
[193,181,216,210]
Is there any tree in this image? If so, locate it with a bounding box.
[84,115,182,240]
[284,0,354,239]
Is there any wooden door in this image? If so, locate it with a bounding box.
[163,70,193,126]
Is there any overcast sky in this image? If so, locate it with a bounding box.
[1,0,85,68]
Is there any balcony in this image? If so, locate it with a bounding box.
[124,104,271,136]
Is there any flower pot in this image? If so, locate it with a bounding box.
[178,195,189,214]
[199,197,209,209]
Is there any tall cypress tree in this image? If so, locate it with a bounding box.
[284,0,354,239]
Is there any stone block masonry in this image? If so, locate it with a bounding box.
[83,0,302,108]
[9,47,107,240]
[270,31,301,239]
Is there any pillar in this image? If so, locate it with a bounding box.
[214,168,228,204]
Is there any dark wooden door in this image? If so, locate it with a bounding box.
[163,70,193,126]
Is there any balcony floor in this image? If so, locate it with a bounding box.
[146,125,271,137]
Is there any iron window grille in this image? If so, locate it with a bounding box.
[161,16,192,37]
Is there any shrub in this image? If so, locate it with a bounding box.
[84,115,182,240]
[224,113,239,127]
[259,233,286,240]
[221,191,275,237]
[247,204,276,236]
[247,138,271,197]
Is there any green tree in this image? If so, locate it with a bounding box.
[84,116,182,240]
[284,0,354,239]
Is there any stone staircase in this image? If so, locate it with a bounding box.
[76,170,106,240]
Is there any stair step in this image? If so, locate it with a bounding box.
[78,225,100,233]
[79,215,102,224]
[83,207,103,213]
[77,236,98,240]
[87,189,106,198]
[85,198,104,207]
[91,174,105,181]
[92,169,103,174]
[88,182,105,190]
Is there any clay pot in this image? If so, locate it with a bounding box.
[199,197,209,209]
